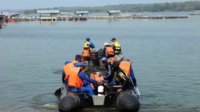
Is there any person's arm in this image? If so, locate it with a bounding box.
[104,73,113,79]
[104,64,113,79]
[130,66,137,86]
[64,60,71,65]
[78,72,97,84]
[74,62,86,67]
[102,49,106,57]
[112,44,116,51]
[62,71,66,84]
[89,42,95,48]
[108,64,112,76]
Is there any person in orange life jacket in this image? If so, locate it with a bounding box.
[105,57,137,88]
[82,46,92,60]
[66,62,98,94]
[62,54,83,84]
[103,43,115,58]
[82,38,94,64]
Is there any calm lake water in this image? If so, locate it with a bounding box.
[0,12,200,112]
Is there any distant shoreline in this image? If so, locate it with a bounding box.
[19,1,200,15]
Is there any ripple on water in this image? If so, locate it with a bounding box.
[32,93,58,110]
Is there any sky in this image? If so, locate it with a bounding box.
[0,0,195,10]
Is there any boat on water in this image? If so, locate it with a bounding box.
[0,15,6,29]
[54,50,140,112]
[0,15,4,28]
[0,16,3,28]
[68,16,87,21]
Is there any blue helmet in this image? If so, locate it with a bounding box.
[86,37,90,41]
[111,37,116,41]
[75,54,82,61]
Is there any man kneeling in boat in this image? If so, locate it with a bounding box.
[62,54,83,84]
[105,56,137,91]
[63,58,100,95]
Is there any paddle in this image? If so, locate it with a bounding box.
[130,78,141,96]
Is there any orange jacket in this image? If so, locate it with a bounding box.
[119,60,131,77]
[82,46,92,58]
[63,60,77,81]
[105,45,114,56]
[67,66,83,88]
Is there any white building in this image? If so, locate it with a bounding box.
[74,11,89,17]
[108,10,121,16]
[37,10,60,21]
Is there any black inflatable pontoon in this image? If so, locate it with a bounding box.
[55,67,140,112]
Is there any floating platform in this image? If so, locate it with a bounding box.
[4,15,189,23]
[88,15,188,19]
[68,17,87,21]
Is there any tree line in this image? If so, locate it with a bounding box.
[23,1,200,14]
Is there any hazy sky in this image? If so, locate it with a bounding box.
[0,0,194,10]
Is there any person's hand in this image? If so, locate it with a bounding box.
[96,79,104,85]
[90,83,94,89]
[117,88,122,93]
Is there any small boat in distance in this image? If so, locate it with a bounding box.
[0,15,6,28]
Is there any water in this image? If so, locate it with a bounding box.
[0,12,200,112]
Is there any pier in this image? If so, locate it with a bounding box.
[2,9,189,23]
[3,15,189,23]
[88,15,188,20]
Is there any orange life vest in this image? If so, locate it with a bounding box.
[67,66,83,88]
[105,45,114,56]
[82,46,92,58]
[63,60,77,81]
[119,60,131,77]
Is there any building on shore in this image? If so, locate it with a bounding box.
[68,11,89,21]
[74,11,89,17]
[6,13,21,22]
[108,10,121,16]
[37,10,60,21]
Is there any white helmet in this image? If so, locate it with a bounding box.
[104,42,109,46]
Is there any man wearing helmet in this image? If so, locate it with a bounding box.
[111,38,121,55]
[83,37,95,49]
[82,38,95,65]
[105,56,137,90]
[103,42,115,58]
